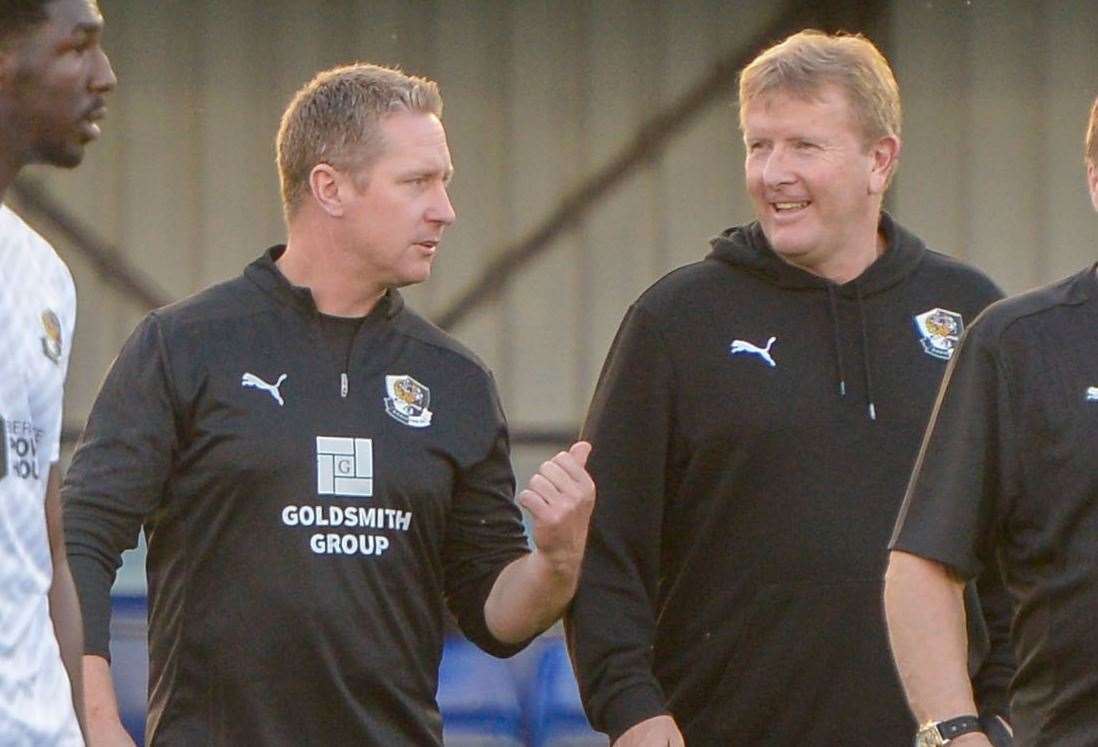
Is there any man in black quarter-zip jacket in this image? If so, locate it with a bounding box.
[566,30,1013,747]
[886,97,1098,747]
[63,63,596,746]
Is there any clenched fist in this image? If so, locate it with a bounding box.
[518,441,596,575]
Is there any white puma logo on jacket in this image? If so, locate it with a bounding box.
[242,372,287,406]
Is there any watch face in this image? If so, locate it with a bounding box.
[915,727,944,747]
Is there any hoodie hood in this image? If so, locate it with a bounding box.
[705,211,925,297]
[705,212,926,420]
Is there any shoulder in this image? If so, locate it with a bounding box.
[105,274,269,367]
[148,273,267,332]
[0,206,76,323]
[917,248,1004,301]
[631,259,737,318]
[969,269,1091,344]
[0,205,73,290]
[0,203,44,249]
[392,305,495,381]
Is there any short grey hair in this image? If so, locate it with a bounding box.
[738,29,901,146]
[276,63,443,219]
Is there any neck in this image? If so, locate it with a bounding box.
[795,210,885,285]
[817,230,886,284]
[280,218,386,317]
[0,115,28,200]
[0,151,21,202]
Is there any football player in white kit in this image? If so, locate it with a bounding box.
[0,1,115,743]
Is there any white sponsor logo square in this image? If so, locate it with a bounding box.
[316,436,373,497]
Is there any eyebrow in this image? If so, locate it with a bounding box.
[406,166,454,182]
[72,20,104,35]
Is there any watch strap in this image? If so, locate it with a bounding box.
[932,715,982,742]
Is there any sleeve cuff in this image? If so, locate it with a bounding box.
[889,542,980,582]
[601,683,671,743]
[458,552,536,658]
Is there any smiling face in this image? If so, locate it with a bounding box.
[742,84,897,281]
[0,0,115,170]
[338,110,456,289]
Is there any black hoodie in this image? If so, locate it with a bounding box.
[567,214,1009,745]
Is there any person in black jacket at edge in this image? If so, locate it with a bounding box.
[566,30,1014,747]
[885,97,1098,747]
[62,63,596,745]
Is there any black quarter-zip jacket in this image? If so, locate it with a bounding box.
[893,265,1098,746]
[63,247,531,745]
[567,214,1010,745]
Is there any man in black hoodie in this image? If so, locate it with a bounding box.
[567,30,1011,746]
[885,97,1098,747]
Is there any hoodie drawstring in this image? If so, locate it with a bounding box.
[855,283,877,421]
[827,283,877,421]
[826,285,847,398]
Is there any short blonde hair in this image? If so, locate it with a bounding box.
[1086,96,1098,167]
[276,63,442,219]
[738,29,901,147]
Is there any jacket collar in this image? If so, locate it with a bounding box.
[244,245,405,319]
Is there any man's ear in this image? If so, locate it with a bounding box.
[868,134,901,195]
[308,163,345,217]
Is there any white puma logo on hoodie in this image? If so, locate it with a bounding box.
[730,336,777,368]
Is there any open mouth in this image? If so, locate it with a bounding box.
[772,201,810,214]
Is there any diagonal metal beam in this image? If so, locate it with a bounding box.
[9,179,172,311]
[435,0,890,331]
[434,1,790,330]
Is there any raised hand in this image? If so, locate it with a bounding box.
[518,441,596,574]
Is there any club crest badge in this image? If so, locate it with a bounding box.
[40,309,62,364]
[914,308,964,361]
[384,375,433,428]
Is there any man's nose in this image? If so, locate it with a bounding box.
[91,47,117,94]
[761,146,795,188]
[429,184,456,226]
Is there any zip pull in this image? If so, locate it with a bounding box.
[340,372,349,398]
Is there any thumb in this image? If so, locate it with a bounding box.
[569,441,592,466]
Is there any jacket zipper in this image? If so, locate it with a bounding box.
[323,303,371,400]
[341,327,356,399]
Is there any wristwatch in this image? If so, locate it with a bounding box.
[915,715,982,746]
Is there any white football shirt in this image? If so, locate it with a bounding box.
[0,203,82,745]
